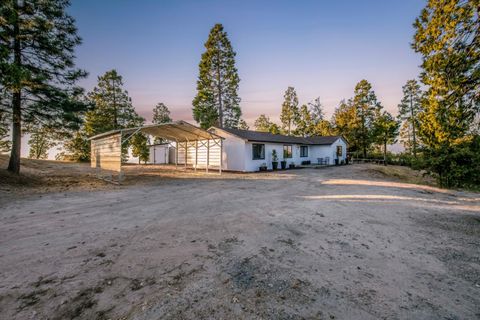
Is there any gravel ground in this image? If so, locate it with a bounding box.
[0,164,479,319]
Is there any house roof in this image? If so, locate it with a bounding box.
[214,127,343,145]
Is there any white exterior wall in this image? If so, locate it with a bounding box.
[211,128,348,172]
[244,142,307,171]
[148,145,169,164]
[309,138,347,164]
[175,139,222,169]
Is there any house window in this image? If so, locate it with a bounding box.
[336,145,343,157]
[252,144,265,160]
[300,146,308,157]
[283,145,292,158]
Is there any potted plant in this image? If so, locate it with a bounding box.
[271,150,278,170]
[280,160,287,170]
[288,162,295,169]
[259,163,267,171]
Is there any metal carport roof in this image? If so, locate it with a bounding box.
[88,120,223,142]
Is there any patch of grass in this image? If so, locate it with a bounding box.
[366,164,436,186]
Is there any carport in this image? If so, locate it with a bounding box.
[89,120,224,182]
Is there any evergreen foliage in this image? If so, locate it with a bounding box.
[0,0,87,173]
[254,114,280,134]
[192,24,241,129]
[152,102,172,125]
[152,102,171,144]
[352,80,382,158]
[413,0,479,187]
[27,125,57,160]
[280,87,299,135]
[374,111,400,164]
[398,80,423,157]
[295,104,315,137]
[238,119,249,130]
[84,70,144,136]
[131,133,149,164]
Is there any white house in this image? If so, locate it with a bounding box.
[209,127,348,172]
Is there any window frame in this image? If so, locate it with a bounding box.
[283,145,293,159]
[336,145,343,157]
[252,143,265,160]
[300,145,308,158]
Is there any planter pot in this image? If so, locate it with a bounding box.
[334,159,339,165]
[259,166,267,172]
[288,164,295,169]
[280,161,287,170]
[272,161,278,170]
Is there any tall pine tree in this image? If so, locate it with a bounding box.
[295,104,315,137]
[413,0,479,187]
[398,80,423,157]
[192,24,241,129]
[152,102,171,144]
[332,99,358,151]
[280,86,299,135]
[152,102,172,124]
[352,80,381,158]
[0,0,87,173]
[84,70,144,136]
[374,111,399,165]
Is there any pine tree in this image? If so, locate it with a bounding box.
[332,99,358,153]
[254,115,272,132]
[62,131,90,161]
[27,125,57,160]
[308,97,324,124]
[398,121,413,153]
[398,80,422,157]
[413,0,479,187]
[192,24,241,129]
[238,119,249,130]
[0,0,87,173]
[352,80,381,158]
[254,114,280,134]
[152,102,172,144]
[374,111,399,164]
[84,70,144,136]
[131,133,149,164]
[295,105,315,137]
[152,102,172,124]
[313,120,334,136]
[280,87,299,135]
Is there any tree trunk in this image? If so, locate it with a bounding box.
[8,2,22,174]
[8,92,21,174]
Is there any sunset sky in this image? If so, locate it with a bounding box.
[68,0,425,125]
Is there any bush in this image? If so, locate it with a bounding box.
[425,137,480,189]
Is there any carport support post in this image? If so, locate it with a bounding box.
[206,139,210,173]
[219,139,222,174]
[184,141,188,170]
[175,141,178,169]
[195,140,198,172]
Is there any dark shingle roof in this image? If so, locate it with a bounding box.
[216,127,343,145]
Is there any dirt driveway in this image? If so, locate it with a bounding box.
[0,165,479,319]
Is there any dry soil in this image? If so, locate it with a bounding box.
[0,161,479,319]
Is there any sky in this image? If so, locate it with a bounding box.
[68,0,425,124]
[21,0,426,157]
